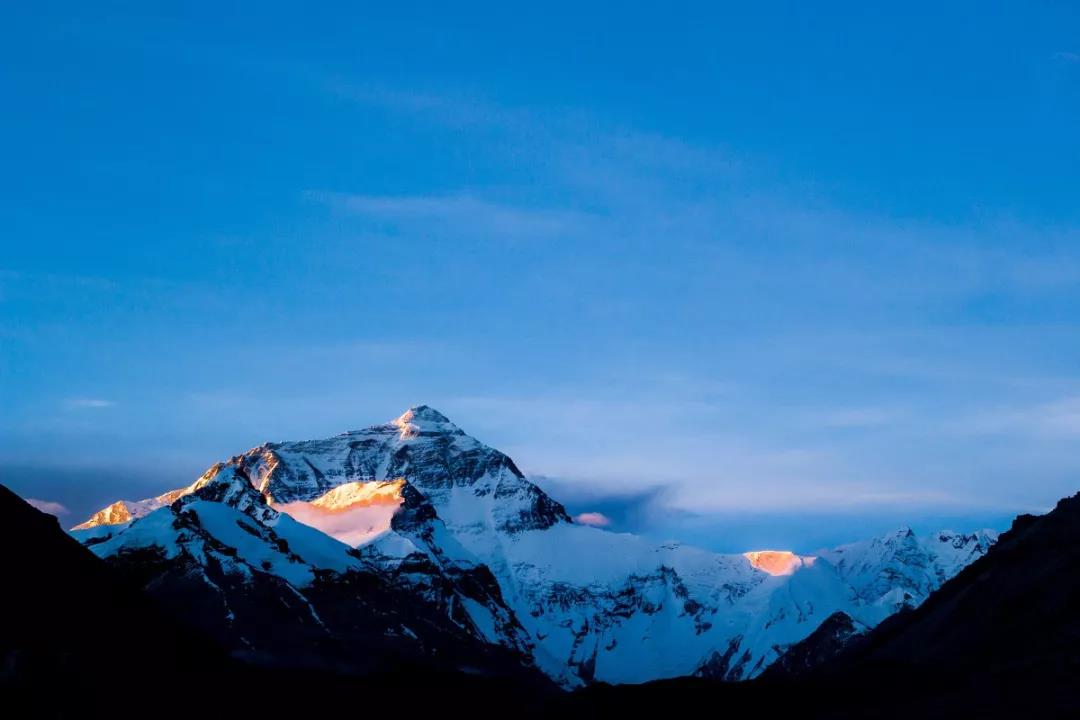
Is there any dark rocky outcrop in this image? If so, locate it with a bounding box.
[765,611,865,677]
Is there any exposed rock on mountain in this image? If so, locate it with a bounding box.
[764,610,867,676]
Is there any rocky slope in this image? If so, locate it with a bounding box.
[71,406,997,687]
[763,610,867,677]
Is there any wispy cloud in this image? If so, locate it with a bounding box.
[25,498,69,516]
[954,395,1080,438]
[1053,51,1080,63]
[320,82,524,130]
[317,82,1080,310]
[805,406,907,430]
[65,398,115,409]
[310,191,594,241]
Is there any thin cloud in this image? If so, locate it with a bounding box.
[954,396,1080,438]
[1053,51,1080,63]
[807,406,907,429]
[65,398,115,409]
[25,498,69,516]
[317,84,1080,306]
[321,81,524,130]
[309,191,594,241]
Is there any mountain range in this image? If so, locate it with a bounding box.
[66,405,997,687]
[571,489,1080,718]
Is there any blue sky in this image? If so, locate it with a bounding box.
[2,2,1079,551]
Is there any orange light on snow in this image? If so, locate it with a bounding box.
[743,550,815,576]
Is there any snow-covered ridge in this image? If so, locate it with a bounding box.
[71,405,998,687]
[71,462,226,530]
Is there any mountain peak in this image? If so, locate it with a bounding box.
[885,526,916,541]
[392,405,459,436]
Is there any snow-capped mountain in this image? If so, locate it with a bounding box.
[71,406,997,687]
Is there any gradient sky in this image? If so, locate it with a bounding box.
[2,2,1079,551]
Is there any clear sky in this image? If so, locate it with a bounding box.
[2,2,1079,551]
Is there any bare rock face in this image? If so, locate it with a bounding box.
[764,611,867,677]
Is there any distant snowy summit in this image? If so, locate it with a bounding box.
[72,406,997,687]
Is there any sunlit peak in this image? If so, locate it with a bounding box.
[392,405,452,438]
[744,550,816,576]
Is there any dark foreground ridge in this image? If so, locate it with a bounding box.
[0,483,222,715]
[3,483,1079,718]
